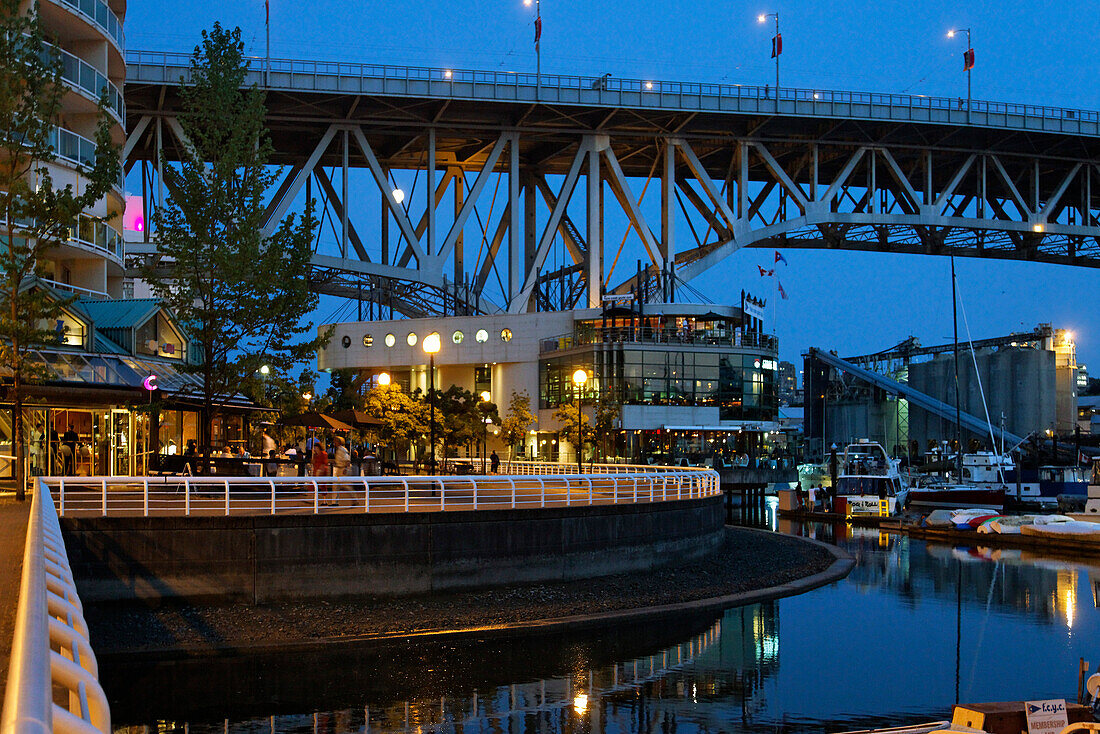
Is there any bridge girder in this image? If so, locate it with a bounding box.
[123,64,1100,317]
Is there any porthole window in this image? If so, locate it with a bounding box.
[406,332,418,346]
[452,330,464,344]
[384,333,396,347]
[500,328,513,342]
[475,329,489,343]
[363,335,373,347]
[341,335,351,348]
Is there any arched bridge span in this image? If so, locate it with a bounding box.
[122,52,1100,316]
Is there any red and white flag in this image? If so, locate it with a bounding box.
[771,33,782,58]
[534,15,542,51]
[265,0,269,26]
[778,280,789,299]
[758,265,774,277]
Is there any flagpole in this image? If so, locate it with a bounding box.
[757,12,780,112]
[265,0,270,87]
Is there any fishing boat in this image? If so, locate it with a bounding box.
[835,440,905,515]
[905,452,1008,511]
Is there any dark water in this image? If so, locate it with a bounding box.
[104,515,1100,733]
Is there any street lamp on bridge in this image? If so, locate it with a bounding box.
[757,12,780,110]
[524,0,542,100]
[947,27,974,121]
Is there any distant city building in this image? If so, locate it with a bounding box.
[1078,364,1089,391]
[777,361,799,405]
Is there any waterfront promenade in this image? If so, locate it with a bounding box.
[0,498,29,707]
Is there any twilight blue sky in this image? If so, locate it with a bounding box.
[125,1,1100,373]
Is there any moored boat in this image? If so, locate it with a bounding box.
[835,440,905,515]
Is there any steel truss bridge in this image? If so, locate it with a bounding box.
[122,51,1100,318]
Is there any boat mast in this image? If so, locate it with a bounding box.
[951,256,962,480]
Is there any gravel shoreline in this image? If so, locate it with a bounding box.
[85,527,836,655]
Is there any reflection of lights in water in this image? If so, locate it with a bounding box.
[765,496,779,530]
[692,682,697,703]
[1057,570,1078,629]
[1066,590,1076,628]
[573,694,588,715]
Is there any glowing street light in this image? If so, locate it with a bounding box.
[524,0,542,99]
[572,368,588,474]
[947,27,974,120]
[757,11,781,109]
[301,392,312,401]
[392,188,405,204]
[259,364,270,375]
[377,371,391,386]
[424,333,441,474]
[479,390,492,472]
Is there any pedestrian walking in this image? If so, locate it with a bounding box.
[332,436,351,505]
[490,450,500,474]
[311,442,333,505]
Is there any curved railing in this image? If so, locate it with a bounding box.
[125,50,1100,135]
[1,482,111,734]
[46,41,125,123]
[46,0,124,53]
[50,127,124,190]
[46,470,720,518]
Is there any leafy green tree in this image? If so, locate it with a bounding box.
[323,369,366,413]
[553,403,594,464]
[434,385,479,460]
[0,0,120,498]
[362,383,428,462]
[499,391,537,460]
[593,396,621,461]
[144,24,322,468]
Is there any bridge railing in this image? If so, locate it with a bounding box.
[46,469,720,518]
[125,50,1100,128]
[1,481,110,734]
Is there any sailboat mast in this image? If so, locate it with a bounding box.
[951,256,962,479]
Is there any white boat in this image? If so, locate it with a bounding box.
[835,440,905,515]
[905,452,1010,511]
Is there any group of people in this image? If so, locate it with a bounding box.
[805,484,835,512]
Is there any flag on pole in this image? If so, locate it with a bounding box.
[265,0,269,26]
[774,250,787,265]
[534,15,542,51]
[771,33,782,58]
[963,48,975,71]
[777,280,789,299]
[758,265,774,277]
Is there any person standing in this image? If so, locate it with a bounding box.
[62,424,78,476]
[489,450,500,474]
[311,442,332,505]
[332,436,351,505]
[262,429,276,457]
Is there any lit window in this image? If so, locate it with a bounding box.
[501,328,513,342]
[363,335,373,347]
[475,329,488,343]
[452,330,464,344]
[385,333,396,347]
[407,332,418,346]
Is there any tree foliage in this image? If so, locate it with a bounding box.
[362,383,429,458]
[553,403,594,461]
[499,391,537,460]
[0,0,120,497]
[143,24,322,463]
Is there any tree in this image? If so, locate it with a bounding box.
[593,396,621,461]
[144,24,322,469]
[553,403,594,464]
[0,0,120,498]
[362,383,428,462]
[499,391,537,460]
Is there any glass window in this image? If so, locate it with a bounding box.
[501,328,513,342]
[362,335,373,347]
[385,333,396,347]
[475,329,488,343]
[406,332,418,346]
[452,331,464,344]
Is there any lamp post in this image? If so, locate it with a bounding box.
[757,12,780,111]
[524,0,541,99]
[377,371,391,387]
[480,390,492,473]
[423,333,441,475]
[947,28,973,121]
[572,368,588,474]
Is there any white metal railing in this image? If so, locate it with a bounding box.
[125,49,1100,133]
[451,459,713,476]
[45,469,720,518]
[1,481,110,734]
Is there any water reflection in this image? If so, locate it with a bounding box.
[106,523,1100,734]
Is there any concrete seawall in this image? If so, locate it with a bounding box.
[61,496,724,603]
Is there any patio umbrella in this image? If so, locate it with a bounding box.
[331,409,384,428]
[278,412,354,431]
